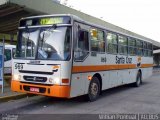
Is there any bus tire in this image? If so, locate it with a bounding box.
[87,77,100,102]
[133,72,142,87]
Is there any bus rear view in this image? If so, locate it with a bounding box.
[11,15,72,98]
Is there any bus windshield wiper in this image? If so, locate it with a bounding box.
[38,24,57,59]
[40,24,57,49]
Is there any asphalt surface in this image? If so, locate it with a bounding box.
[0,73,160,116]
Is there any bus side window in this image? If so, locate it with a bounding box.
[74,29,89,61]
[4,49,11,61]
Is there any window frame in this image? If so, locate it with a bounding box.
[118,34,128,55]
[106,31,118,54]
[90,27,105,53]
[78,28,89,52]
[136,39,143,56]
[128,37,136,56]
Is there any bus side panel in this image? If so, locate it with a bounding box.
[70,73,86,97]
[101,71,110,90]
[128,69,137,83]
[118,70,128,85]
[105,54,119,88]
[109,70,119,88]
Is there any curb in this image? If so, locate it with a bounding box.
[0,93,35,103]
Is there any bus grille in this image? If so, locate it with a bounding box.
[23,76,47,82]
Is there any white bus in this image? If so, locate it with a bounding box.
[11,14,153,101]
[4,45,16,74]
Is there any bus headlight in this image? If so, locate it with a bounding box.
[13,74,21,81]
[53,77,61,85]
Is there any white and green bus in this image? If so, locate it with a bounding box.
[11,14,153,101]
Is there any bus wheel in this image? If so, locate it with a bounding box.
[87,77,100,102]
[133,72,142,87]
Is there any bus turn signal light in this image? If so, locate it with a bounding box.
[53,65,59,69]
[88,76,92,80]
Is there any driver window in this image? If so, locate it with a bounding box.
[74,29,89,61]
[78,30,89,51]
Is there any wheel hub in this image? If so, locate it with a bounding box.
[91,83,98,96]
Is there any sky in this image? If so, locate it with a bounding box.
[60,0,160,42]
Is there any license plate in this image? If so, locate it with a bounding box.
[30,87,39,92]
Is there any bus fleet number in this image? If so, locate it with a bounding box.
[15,63,23,70]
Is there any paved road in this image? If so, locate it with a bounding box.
[0,73,160,115]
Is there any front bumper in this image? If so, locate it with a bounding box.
[11,80,70,98]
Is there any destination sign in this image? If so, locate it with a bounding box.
[40,17,63,25]
[19,16,71,27]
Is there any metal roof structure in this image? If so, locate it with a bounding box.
[0,3,39,34]
[0,0,160,50]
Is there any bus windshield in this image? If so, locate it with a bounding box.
[15,26,71,61]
